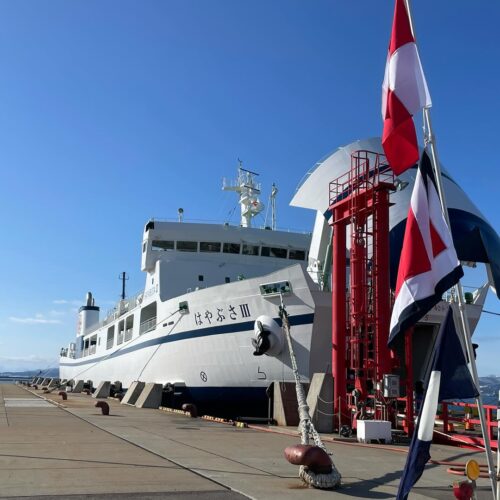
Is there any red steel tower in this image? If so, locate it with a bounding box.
[329,150,395,428]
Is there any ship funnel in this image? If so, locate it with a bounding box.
[78,292,100,338]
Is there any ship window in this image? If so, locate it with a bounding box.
[106,326,114,350]
[289,249,306,261]
[152,240,174,251]
[177,241,198,252]
[140,302,157,334]
[125,315,134,342]
[242,244,259,256]
[142,242,147,253]
[90,335,97,355]
[259,280,292,296]
[200,241,221,252]
[225,277,230,283]
[223,243,240,254]
[198,275,204,282]
[117,320,125,345]
[261,246,287,259]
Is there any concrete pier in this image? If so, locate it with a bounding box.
[0,383,494,499]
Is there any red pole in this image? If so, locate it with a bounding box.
[332,209,347,427]
[373,188,392,380]
[350,218,367,398]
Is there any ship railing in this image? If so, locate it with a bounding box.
[139,316,157,335]
[60,347,76,359]
[85,291,144,334]
[439,401,498,449]
[148,217,311,234]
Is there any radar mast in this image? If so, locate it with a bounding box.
[222,161,264,228]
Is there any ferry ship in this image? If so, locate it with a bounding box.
[60,138,499,416]
[60,166,332,415]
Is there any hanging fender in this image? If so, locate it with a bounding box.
[252,315,283,356]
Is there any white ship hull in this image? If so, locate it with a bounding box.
[60,265,332,415]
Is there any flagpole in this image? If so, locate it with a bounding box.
[404,1,498,496]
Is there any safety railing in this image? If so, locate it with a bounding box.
[440,401,498,449]
[139,316,157,335]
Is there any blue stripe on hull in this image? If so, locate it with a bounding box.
[61,313,314,367]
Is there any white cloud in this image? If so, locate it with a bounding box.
[49,310,66,317]
[9,316,62,325]
[53,299,81,306]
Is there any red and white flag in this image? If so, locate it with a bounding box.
[382,0,432,175]
[389,150,463,344]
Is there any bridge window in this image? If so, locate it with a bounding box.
[200,242,221,252]
[177,241,198,252]
[242,244,259,256]
[261,246,287,259]
[289,249,306,260]
[223,243,240,254]
[152,240,174,251]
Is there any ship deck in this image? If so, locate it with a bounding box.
[0,383,494,499]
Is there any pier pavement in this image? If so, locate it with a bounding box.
[0,383,494,499]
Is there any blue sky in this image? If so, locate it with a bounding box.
[0,1,498,375]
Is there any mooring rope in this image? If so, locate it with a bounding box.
[279,294,341,489]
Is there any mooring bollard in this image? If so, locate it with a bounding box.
[181,403,198,418]
[95,401,110,416]
[284,444,333,474]
[58,391,67,401]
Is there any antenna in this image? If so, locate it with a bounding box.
[222,161,264,228]
[119,272,129,300]
[271,183,278,231]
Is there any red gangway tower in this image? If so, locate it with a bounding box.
[329,150,397,428]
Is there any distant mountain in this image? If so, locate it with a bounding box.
[479,376,500,406]
[0,368,59,378]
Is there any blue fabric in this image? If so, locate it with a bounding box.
[396,307,478,500]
